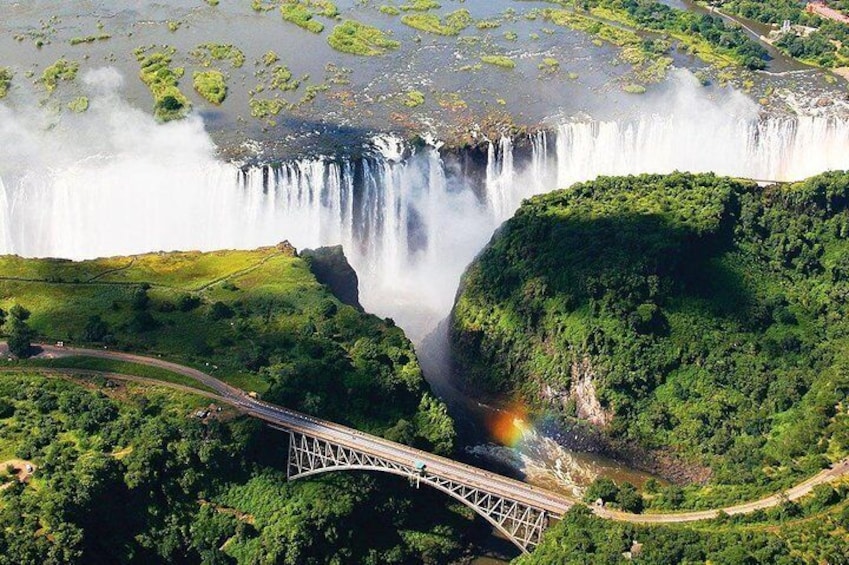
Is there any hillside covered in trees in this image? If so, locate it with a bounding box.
[0,374,471,564]
[452,171,849,508]
[0,244,465,563]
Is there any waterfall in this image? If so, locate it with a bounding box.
[0,176,10,252]
[1,115,848,338]
[485,136,515,221]
[551,115,849,188]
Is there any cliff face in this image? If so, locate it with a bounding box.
[451,171,849,476]
[301,245,363,311]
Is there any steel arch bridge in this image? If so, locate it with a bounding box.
[281,428,564,553]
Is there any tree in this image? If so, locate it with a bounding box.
[584,477,619,504]
[81,315,110,342]
[209,301,235,321]
[9,304,30,321]
[0,398,13,419]
[616,482,644,513]
[177,295,201,312]
[6,305,35,358]
[131,286,150,310]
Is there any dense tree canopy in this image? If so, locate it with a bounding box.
[453,171,849,507]
[0,375,470,565]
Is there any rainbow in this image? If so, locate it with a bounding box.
[486,403,531,447]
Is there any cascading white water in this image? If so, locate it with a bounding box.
[0,176,10,252]
[1,69,849,339]
[550,115,849,191]
[485,136,516,221]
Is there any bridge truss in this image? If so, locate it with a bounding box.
[283,428,551,554]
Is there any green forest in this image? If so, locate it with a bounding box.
[0,244,467,564]
[452,171,849,510]
[0,374,471,564]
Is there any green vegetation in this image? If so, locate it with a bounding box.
[519,501,849,564]
[775,26,849,68]
[269,65,300,91]
[480,55,516,69]
[133,47,190,121]
[327,20,400,56]
[538,57,559,73]
[67,96,89,112]
[476,19,502,30]
[248,62,303,121]
[3,305,34,359]
[403,89,425,107]
[189,43,245,68]
[0,245,454,449]
[0,374,468,563]
[193,70,227,104]
[280,0,339,33]
[248,97,289,119]
[401,9,473,36]
[261,50,279,66]
[281,4,324,33]
[40,58,79,92]
[6,356,216,393]
[399,0,441,11]
[0,67,12,99]
[69,33,110,45]
[623,83,646,93]
[453,171,849,508]
[538,1,768,71]
[588,0,768,70]
[720,0,849,67]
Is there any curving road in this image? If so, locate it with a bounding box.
[7,343,572,516]
[3,342,848,525]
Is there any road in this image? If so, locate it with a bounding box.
[3,342,848,524]
[11,343,573,516]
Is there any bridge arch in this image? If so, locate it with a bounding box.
[284,430,551,554]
